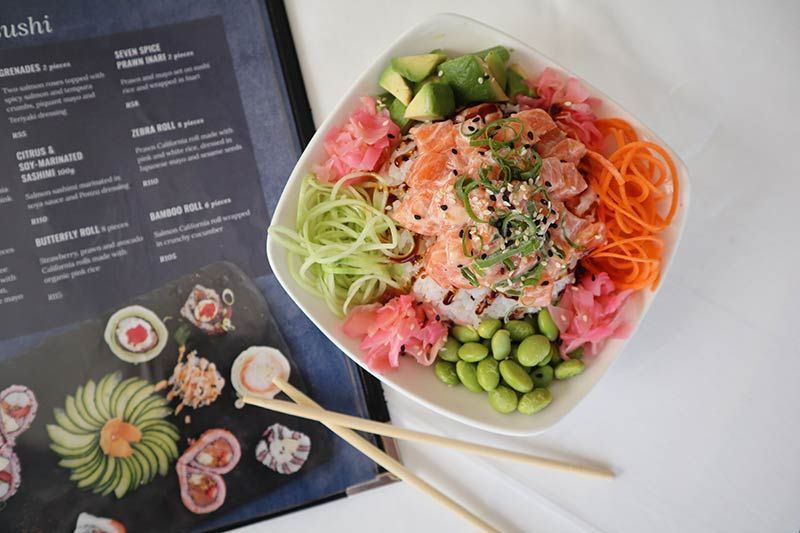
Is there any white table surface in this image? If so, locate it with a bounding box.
[238,1,800,531]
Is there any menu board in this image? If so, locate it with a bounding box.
[0,16,268,340]
[0,1,389,531]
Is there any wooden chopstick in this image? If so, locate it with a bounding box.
[265,377,499,532]
[243,393,613,480]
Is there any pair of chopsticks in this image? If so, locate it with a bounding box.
[244,378,613,532]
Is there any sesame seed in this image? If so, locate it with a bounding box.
[467,126,475,132]
[435,314,441,321]
[453,169,459,175]
[414,214,421,220]
[451,148,458,155]
[402,155,410,161]
[438,70,444,77]
[440,204,448,210]
[564,101,572,107]
[542,281,550,286]
[459,229,465,238]
[477,77,485,85]
[545,181,552,187]
[472,116,481,123]
[489,194,496,201]
[388,133,395,139]
[527,131,534,140]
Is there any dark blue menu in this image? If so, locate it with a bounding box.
[0,17,269,340]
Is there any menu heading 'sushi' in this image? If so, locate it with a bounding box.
[0,15,53,40]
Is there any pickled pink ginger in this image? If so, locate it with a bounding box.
[315,97,400,183]
[343,294,448,372]
[548,272,632,356]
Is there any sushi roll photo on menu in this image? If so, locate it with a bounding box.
[0,1,394,532]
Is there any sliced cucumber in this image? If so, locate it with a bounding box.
[122,383,155,422]
[113,458,133,499]
[112,379,149,419]
[75,455,106,489]
[73,386,99,429]
[143,432,179,462]
[59,445,101,469]
[65,394,98,432]
[140,439,170,477]
[69,451,104,480]
[99,458,120,497]
[109,377,139,417]
[50,437,98,459]
[93,455,118,494]
[128,395,167,425]
[47,424,96,449]
[127,455,143,491]
[138,419,180,441]
[131,446,153,487]
[136,405,173,424]
[53,407,93,435]
[132,442,158,483]
[95,372,121,420]
[81,380,105,427]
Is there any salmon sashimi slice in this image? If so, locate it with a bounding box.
[405,151,450,188]
[391,182,468,235]
[424,229,474,289]
[514,108,560,142]
[409,120,457,153]
[540,157,588,200]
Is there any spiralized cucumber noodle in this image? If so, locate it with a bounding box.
[269,172,414,317]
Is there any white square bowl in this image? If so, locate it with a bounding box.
[267,13,689,436]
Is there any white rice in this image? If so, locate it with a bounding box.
[413,274,574,327]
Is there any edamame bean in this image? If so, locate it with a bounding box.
[456,360,482,392]
[499,359,534,393]
[458,342,489,363]
[555,359,586,380]
[451,325,480,343]
[518,388,552,415]
[536,308,559,341]
[487,385,518,413]
[491,329,512,360]
[516,335,550,367]
[538,347,552,367]
[530,365,554,388]
[437,336,461,362]
[540,341,559,367]
[476,358,500,391]
[477,318,502,339]
[505,320,535,341]
[434,361,459,386]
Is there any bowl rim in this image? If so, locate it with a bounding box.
[266,12,690,436]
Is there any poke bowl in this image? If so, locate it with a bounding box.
[266,13,689,436]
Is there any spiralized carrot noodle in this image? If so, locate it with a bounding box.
[581,119,680,290]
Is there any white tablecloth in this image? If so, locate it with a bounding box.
[239,1,800,531]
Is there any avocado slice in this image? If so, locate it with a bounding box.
[484,50,508,91]
[379,65,413,105]
[475,46,511,63]
[506,64,535,98]
[404,82,455,121]
[388,97,412,131]
[412,73,441,93]
[438,55,508,105]
[391,53,447,83]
